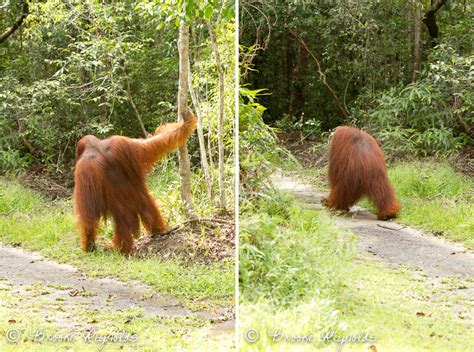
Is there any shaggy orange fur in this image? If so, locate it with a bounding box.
[324,126,400,220]
[74,110,197,254]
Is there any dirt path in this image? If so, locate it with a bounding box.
[0,245,233,331]
[272,172,474,278]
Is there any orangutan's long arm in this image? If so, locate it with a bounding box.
[138,110,197,172]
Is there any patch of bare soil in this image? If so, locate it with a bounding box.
[449,146,474,176]
[135,217,235,263]
[277,132,328,168]
[17,168,72,199]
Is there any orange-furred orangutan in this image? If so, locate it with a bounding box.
[73,110,197,254]
[324,126,400,220]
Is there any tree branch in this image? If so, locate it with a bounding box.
[0,1,29,44]
[289,29,348,116]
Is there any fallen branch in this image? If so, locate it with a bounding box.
[376,223,407,231]
[151,218,234,237]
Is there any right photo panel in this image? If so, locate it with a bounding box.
[239,1,473,351]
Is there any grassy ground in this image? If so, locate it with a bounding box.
[0,175,234,304]
[303,161,474,249]
[388,162,473,249]
[0,169,234,351]
[0,278,229,351]
[239,186,472,351]
[240,256,472,351]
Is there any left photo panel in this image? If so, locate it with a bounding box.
[0,1,236,351]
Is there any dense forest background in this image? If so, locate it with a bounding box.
[1,0,235,196]
[240,0,472,158]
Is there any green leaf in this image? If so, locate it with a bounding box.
[204,4,214,21]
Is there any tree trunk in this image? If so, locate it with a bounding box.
[177,21,197,219]
[187,56,214,204]
[422,0,447,47]
[413,1,422,81]
[205,78,215,182]
[206,20,226,211]
[288,42,308,117]
[123,67,147,137]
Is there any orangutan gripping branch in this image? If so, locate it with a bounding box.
[324,126,400,220]
[73,110,197,254]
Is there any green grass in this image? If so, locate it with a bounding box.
[239,190,472,351]
[240,256,473,351]
[240,192,357,348]
[240,192,355,305]
[0,175,234,305]
[337,260,472,352]
[389,162,474,249]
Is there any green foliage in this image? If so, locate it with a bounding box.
[352,48,473,156]
[240,1,418,127]
[0,0,235,179]
[241,1,472,157]
[274,114,322,138]
[240,192,354,305]
[239,87,293,197]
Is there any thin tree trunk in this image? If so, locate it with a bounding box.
[413,1,422,81]
[205,78,215,182]
[99,89,108,122]
[177,21,197,219]
[187,56,214,204]
[207,20,226,211]
[288,42,308,117]
[123,68,147,137]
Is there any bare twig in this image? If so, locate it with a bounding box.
[151,218,234,237]
[289,29,348,117]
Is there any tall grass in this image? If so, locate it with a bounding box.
[239,191,355,349]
